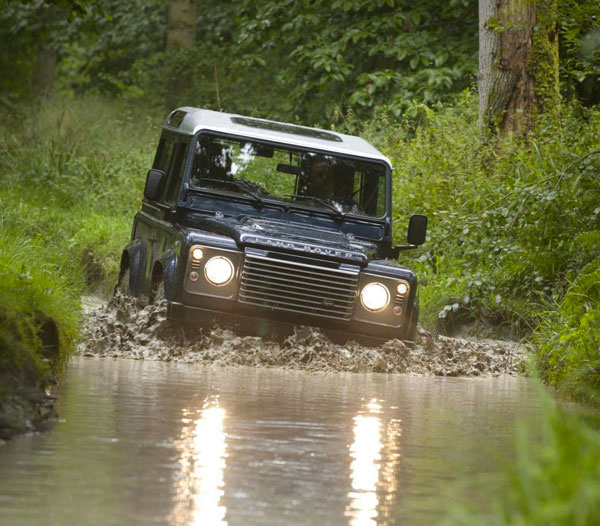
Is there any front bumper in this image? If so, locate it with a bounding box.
[166,301,412,345]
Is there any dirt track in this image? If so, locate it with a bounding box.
[77,295,526,376]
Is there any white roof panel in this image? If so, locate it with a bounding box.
[162,107,391,167]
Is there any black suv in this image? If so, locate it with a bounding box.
[117,108,427,343]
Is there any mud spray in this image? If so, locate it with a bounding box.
[78,295,526,376]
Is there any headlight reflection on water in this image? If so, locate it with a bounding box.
[345,399,403,526]
[169,397,228,526]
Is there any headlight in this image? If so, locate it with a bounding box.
[360,282,390,312]
[204,256,234,286]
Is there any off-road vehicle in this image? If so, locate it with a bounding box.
[117,108,427,343]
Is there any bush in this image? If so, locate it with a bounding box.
[361,92,600,394]
[535,240,600,402]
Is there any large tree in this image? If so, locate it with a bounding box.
[165,0,196,108]
[478,0,560,133]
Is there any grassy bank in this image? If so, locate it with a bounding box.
[0,229,80,438]
[0,96,157,436]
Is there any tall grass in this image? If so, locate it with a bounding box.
[0,96,157,292]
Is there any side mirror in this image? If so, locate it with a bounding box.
[144,169,167,201]
[407,214,427,246]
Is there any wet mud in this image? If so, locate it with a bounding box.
[77,295,526,376]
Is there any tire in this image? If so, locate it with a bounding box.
[114,267,130,297]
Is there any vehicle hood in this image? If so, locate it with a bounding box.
[185,215,376,265]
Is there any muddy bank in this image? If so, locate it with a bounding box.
[77,295,526,376]
[0,376,57,443]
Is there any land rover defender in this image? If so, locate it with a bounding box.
[117,108,427,343]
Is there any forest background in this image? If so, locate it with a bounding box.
[1,1,600,522]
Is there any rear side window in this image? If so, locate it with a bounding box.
[153,135,176,173]
[164,141,189,205]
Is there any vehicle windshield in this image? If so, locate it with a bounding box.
[188,133,388,218]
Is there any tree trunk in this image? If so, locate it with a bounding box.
[32,47,56,98]
[32,6,57,98]
[166,0,196,52]
[165,0,196,109]
[478,0,560,134]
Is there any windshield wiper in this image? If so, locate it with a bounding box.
[200,178,264,206]
[284,194,344,218]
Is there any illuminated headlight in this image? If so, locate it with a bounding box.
[191,246,204,261]
[360,282,390,312]
[204,256,234,286]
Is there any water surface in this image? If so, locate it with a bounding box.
[0,357,541,525]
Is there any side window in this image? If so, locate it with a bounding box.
[152,138,165,169]
[150,134,177,203]
[153,135,176,173]
[165,141,189,205]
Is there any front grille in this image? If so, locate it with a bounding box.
[239,253,359,321]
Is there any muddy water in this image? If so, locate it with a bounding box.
[0,357,541,526]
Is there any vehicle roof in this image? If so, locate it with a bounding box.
[162,107,392,167]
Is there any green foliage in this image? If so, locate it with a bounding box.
[558,0,600,105]
[235,0,478,124]
[359,94,600,340]
[0,0,479,123]
[57,0,165,97]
